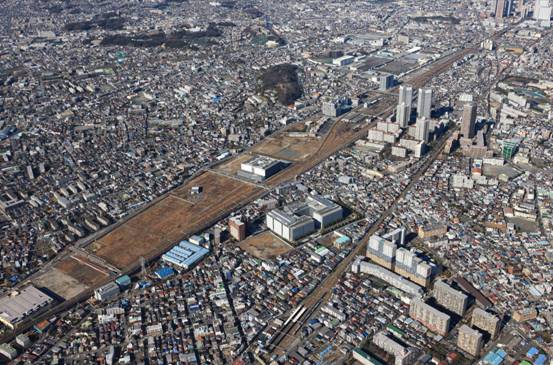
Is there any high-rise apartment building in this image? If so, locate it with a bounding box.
[409,299,451,336]
[461,102,477,139]
[416,117,430,143]
[457,325,484,357]
[471,308,500,338]
[417,88,432,119]
[433,280,469,316]
[397,103,410,128]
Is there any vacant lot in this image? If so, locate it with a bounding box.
[89,171,263,269]
[253,134,322,162]
[33,255,109,300]
[214,153,253,176]
[239,231,293,260]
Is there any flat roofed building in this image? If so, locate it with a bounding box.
[352,259,423,297]
[409,299,451,336]
[367,235,397,269]
[471,308,500,338]
[267,209,315,241]
[94,282,120,302]
[0,285,53,329]
[394,248,434,287]
[373,331,418,365]
[434,280,469,316]
[162,240,210,270]
[304,194,343,228]
[266,194,343,241]
[229,217,246,241]
[352,348,386,365]
[457,325,483,357]
[239,155,288,181]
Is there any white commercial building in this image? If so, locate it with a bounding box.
[239,155,288,181]
[266,194,343,241]
[266,209,315,241]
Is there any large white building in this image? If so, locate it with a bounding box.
[415,117,430,143]
[266,194,343,241]
[266,209,316,241]
[94,282,120,302]
[239,155,288,181]
[0,285,53,329]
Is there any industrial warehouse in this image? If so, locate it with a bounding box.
[0,286,53,329]
[161,239,210,270]
[238,155,289,182]
[266,194,344,241]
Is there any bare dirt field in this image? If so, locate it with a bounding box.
[239,231,293,260]
[213,153,253,176]
[252,134,322,162]
[89,171,263,269]
[33,255,108,300]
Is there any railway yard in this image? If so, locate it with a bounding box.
[1,0,553,364]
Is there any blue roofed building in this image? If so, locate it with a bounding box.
[534,354,547,365]
[155,267,175,280]
[526,347,539,358]
[161,240,209,270]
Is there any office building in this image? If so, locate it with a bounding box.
[239,155,288,181]
[373,331,418,365]
[534,0,552,26]
[417,88,432,119]
[502,139,519,159]
[415,117,430,143]
[396,103,410,128]
[471,308,500,338]
[433,280,469,315]
[94,282,120,302]
[266,194,343,241]
[409,299,451,335]
[380,74,394,91]
[397,85,413,128]
[229,217,246,241]
[457,325,484,357]
[461,102,477,139]
[0,285,54,329]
